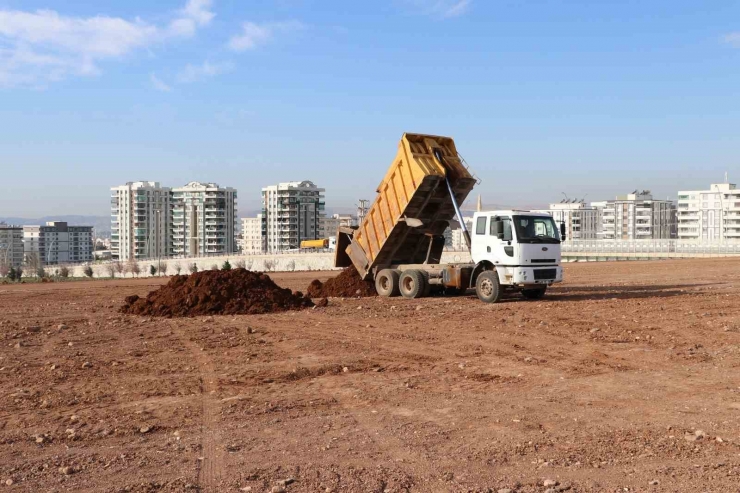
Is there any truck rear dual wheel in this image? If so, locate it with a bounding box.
[375,269,401,297]
[476,271,502,303]
[399,269,428,299]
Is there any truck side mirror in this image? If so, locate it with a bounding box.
[493,220,504,239]
[560,221,566,241]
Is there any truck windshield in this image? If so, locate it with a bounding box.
[512,216,561,244]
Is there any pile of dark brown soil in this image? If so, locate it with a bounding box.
[120,269,313,317]
[306,266,376,298]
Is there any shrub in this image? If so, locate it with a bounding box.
[105,264,116,278]
[59,266,70,278]
[149,265,157,276]
[84,265,94,278]
[235,259,246,269]
[222,260,232,271]
[36,267,47,278]
[210,264,219,271]
[174,262,182,275]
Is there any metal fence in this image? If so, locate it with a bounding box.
[561,239,740,255]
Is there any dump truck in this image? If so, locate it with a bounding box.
[334,133,564,303]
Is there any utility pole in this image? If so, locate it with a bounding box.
[356,199,369,225]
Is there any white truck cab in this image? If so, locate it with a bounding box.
[469,210,564,300]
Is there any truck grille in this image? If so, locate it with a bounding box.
[533,268,557,280]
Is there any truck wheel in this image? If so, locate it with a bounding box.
[375,269,400,297]
[399,270,426,299]
[522,286,547,300]
[476,271,502,303]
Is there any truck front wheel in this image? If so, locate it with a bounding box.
[375,269,400,297]
[399,270,427,299]
[476,271,502,303]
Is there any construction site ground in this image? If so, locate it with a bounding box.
[2,258,740,493]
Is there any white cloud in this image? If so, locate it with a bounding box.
[168,0,215,37]
[150,73,171,92]
[177,60,233,83]
[725,32,740,47]
[442,0,470,18]
[403,0,472,18]
[0,1,214,88]
[228,21,303,52]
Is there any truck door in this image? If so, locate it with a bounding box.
[488,216,514,265]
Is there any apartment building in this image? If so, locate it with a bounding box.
[23,222,94,266]
[111,181,171,261]
[261,181,325,252]
[0,223,24,268]
[240,215,263,254]
[677,182,740,240]
[592,191,676,240]
[533,201,600,240]
[171,182,237,257]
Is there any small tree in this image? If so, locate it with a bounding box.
[126,259,138,278]
[25,253,40,275]
[159,261,168,276]
[286,260,296,272]
[83,265,94,278]
[14,266,23,281]
[8,266,16,281]
[114,261,124,278]
[222,260,232,271]
[263,259,274,272]
[149,264,157,276]
[105,263,115,278]
[174,262,182,275]
[245,260,253,271]
[36,267,47,278]
[235,259,246,269]
[189,263,198,274]
[0,262,9,278]
[210,264,219,271]
[59,266,70,278]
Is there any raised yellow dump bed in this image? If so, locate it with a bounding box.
[335,133,477,279]
[300,239,329,249]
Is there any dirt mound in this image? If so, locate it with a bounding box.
[120,269,313,317]
[306,266,376,298]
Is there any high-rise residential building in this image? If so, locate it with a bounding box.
[322,216,341,238]
[240,215,263,254]
[0,223,24,268]
[171,182,237,256]
[111,181,171,261]
[23,222,94,266]
[261,181,325,252]
[533,201,600,240]
[592,191,676,240]
[677,182,740,241]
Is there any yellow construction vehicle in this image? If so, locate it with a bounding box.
[300,238,330,249]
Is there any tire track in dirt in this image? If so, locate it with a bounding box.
[171,322,226,493]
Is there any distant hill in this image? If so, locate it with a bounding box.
[0,216,111,237]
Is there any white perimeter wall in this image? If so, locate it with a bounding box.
[62,252,474,279]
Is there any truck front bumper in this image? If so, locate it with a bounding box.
[500,266,563,286]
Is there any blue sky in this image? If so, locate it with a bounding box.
[1,0,739,217]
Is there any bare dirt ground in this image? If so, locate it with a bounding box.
[2,259,740,493]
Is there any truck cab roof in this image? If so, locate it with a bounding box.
[474,210,553,218]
